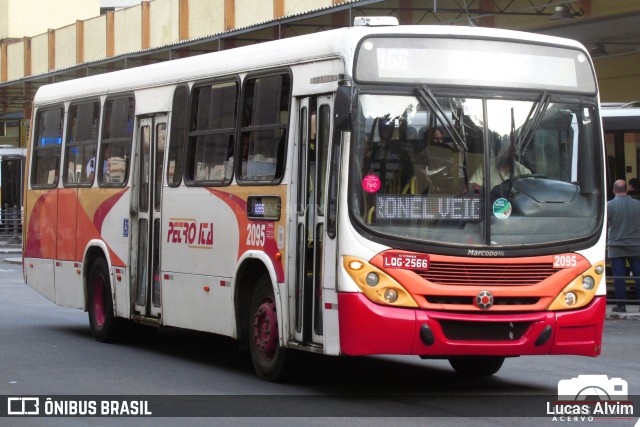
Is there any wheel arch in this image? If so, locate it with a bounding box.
[233,251,285,348]
[82,240,114,313]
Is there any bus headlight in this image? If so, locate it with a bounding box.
[384,289,398,303]
[581,276,595,290]
[343,256,418,308]
[564,292,577,306]
[349,260,364,271]
[366,272,379,287]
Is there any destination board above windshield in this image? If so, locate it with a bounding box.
[355,37,596,93]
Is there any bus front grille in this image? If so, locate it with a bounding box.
[417,262,555,286]
[425,296,539,306]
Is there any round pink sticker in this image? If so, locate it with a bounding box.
[362,174,381,193]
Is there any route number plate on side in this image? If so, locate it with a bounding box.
[382,252,430,270]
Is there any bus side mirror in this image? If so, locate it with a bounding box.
[334,86,357,132]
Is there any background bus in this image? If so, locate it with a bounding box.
[24,19,607,381]
[602,102,640,199]
[601,102,640,304]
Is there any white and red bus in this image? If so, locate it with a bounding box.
[24,18,607,380]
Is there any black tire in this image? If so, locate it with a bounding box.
[88,258,121,343]
[448,356,505,376]
[248,275,292,381]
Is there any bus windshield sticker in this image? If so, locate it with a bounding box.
[492,198,512,220]
[362,174,381,193]
[375,194,481,221]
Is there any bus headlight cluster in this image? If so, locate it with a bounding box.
[343,256,418,308]
[547,261,604,311]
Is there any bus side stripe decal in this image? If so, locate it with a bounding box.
[24,191,57,259]
[93,189,128,233]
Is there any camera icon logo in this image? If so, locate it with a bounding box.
[557,375,628,401]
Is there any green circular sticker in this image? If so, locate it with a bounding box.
[493,198,512,219]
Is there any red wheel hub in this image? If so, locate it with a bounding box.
[253,299,278,359]
[93,277,106,327]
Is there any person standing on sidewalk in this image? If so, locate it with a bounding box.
[607,179,640,312]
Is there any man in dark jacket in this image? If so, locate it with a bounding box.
[607,180,640,312]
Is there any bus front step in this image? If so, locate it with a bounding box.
[132,314,161,327]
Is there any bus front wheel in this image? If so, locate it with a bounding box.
[88,258,121,343]
[248,275,291,381]
[448,356,505,376]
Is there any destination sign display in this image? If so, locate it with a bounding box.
[355,37,596,94]
[375,195,481,221]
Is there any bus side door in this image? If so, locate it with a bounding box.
[292,95,336,346]
[131,115,167,319]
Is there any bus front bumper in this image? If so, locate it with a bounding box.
[337,293,605,357]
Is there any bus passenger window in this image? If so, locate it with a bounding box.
[31,106,64,188]
[238,73,291,182]
[64,100,100,186]
[186,80,237,185]
[167,85,189,186]
[99,96,134,186]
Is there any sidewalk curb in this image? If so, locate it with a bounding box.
[0,249,22,255]
[606,312,640,320]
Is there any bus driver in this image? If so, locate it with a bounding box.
[468,137,530,193]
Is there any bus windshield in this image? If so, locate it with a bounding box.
[349,93,603,247]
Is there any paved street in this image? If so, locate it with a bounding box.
[1,253,639,427]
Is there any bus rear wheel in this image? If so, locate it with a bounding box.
[448,356,505,376]
[88,258,121,343]
[248,275,291,381]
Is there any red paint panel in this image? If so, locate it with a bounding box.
[56,189,77,261]
[24,191,58,259]
[412,309,554,356]
[93,188,128,233]
[551,296,605,357]
[75,188,126,266]
[338,293,415,355]
[26,187,127,266]
[337,292,605,358]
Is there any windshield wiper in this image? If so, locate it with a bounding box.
[415,85,468,151]
[506,107,517,196]
[516,92,551,156]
